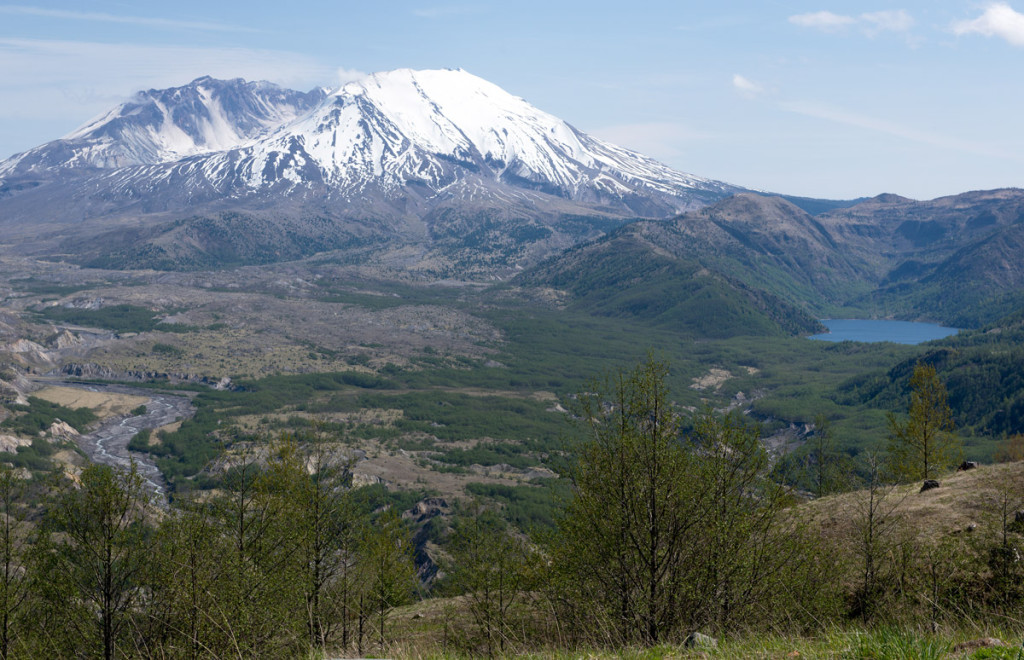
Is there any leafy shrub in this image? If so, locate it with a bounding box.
[152,343,184,357]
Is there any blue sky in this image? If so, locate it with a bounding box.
[0,1,1022,200]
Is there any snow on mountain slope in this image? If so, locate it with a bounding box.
[228,68,731,206]
[0,77,326,176]
[0,68,741,224]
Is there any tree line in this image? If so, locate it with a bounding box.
[435,358,1024,654]
[3,358,1024,657]
[0,439,416,659]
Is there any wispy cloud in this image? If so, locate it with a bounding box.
[789,9,915,36]
[0,38,332,128]
[590,122,711,163]
[953,3,1024,46]
[336,68,368,87]
[0,5,257,32]
[788,11,856,31]
[779,100,1018,160]
[732,74,765,99]
[861,10,915,35]
[727,70,1014,161]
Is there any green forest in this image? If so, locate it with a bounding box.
[3,356,1024,658]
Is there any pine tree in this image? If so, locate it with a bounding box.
[556,356,697,644]
[887,363,960,481]
[0,466,31,660]
[449,506,535,656]
[48,463,150,660]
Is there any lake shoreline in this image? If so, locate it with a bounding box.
[809,319,960,345]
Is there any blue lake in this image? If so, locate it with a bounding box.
[809,319,959,345]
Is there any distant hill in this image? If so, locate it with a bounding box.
[516,195,834,338]
[770,193,868,216]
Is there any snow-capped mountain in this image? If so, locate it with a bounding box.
[0,69,744,274]
[0,77,326,175]
[237,68,730,204]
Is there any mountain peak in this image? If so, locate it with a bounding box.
[0,69,743,272]
[1,69,738,214]
[0,77,326,176]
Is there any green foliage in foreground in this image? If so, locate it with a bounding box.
[15,356,1024,657]
[0,444,419,659]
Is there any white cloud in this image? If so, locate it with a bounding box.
[788,11,856,31]
[0,5,257,32]
[861,10,915,34]
[779,100,1018,161]
[336,68,368,87]
[732,74,765,99]
[953,3,1024,46]
[0,38,333,137]
[790,9,915,36]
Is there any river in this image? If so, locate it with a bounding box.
[58,382,196,504]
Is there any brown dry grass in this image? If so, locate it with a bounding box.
[799,461,1024,548]
[33,386,149,418]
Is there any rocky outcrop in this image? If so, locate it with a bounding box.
[0,367,33,405]
[48,329,83,350]
[4,339,54,366]
[58,363,234,390]
[683,632,718,650]
[0,434,31,453]
[47,420,79,441]
[405,497,452,585]
[404,497,450,524]
[952,638,1006,653]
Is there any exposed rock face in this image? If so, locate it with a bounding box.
[47,420,80,441]
[350,472,383,488]
[59,363,233,389]
[0,434,32,453]
[405,497,452,584]
[3,339,53,365]
[49,329,83,350]
[0,377,29,406]
[404,497,450,523]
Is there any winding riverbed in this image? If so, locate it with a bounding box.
[56,382,196,504]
